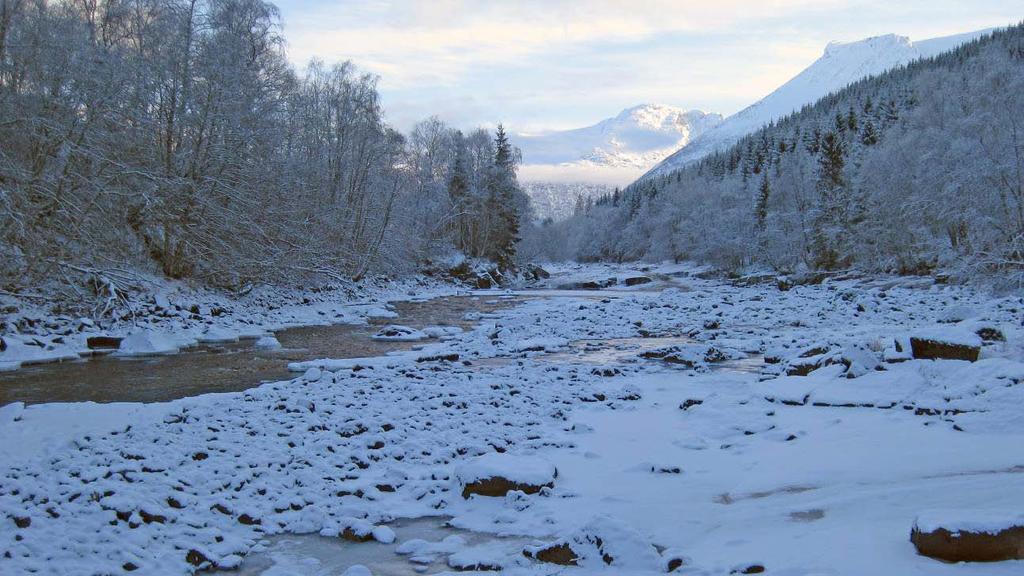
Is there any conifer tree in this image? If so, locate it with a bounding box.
[484,124,521,270]
[755,173,771,230]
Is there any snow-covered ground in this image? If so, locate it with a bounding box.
[2,263,1023,575]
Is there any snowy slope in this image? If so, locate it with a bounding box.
[643,28,994,179]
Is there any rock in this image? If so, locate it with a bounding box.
[416,353,460,363]
[559,279,617,290]
[372,325,428,342]
[663,548,688,572]
[910,329,982,362]
[527,543,578,566]
[456,453,556,498]
[623,276,653,287]
[476,275,492,289]
[0,336,5,352]
[911,514,1024,562]
[523,264,551,282]
[340,518,376,542]
[185,549,210,568]
[975,326,1006,343]
[86,336,123,350]
[342,527,375,542]
[731,564,766,574]
[524,516,663,570]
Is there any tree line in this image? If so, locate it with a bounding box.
[0,0,527,308]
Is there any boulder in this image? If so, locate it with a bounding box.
[623,276,653,287]
[86,336,123,350]
[911,512,1024,562]
[523,516,664,571]
[910,328,982,362]
[523,264,551,282]
[528,543,577,566]
[559,278,617,290]
[456,453,556,498]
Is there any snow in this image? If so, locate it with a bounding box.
[912,325,984,348]
[455,453,558,487]
[914,510,1024,535]
[524,515,664,570]
[371,325,429,342]
[3,262,1024,575]
[255,335,283,350]
[645,28,994,178]
[516,104,722,171]
[516,105,724,198]
[115,330,180,356]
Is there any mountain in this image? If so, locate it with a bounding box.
[642,28,994,179]
[514,104,721,220]
[515,104,722,180]
[553,25,1024,284]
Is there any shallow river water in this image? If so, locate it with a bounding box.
[0,296,521,405]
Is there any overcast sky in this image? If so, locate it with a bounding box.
[273,1,1021,133]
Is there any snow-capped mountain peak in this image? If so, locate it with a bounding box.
[515,104,722,173]
[515,103,722,219]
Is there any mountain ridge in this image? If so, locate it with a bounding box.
[515,103,722,174]
[641,27,995,180]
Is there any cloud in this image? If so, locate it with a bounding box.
[279,0,840,87]
[274,0,1022,132]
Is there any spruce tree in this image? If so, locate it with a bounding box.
[755,173,770,230]
[861,120,878,146]
[484,124,521,271]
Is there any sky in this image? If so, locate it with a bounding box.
[273,1,1022,133]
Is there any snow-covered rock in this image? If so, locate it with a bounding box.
[422,325,462,339]
[524,516,664,570]
[115,330,179,356]
[910,327,983,362]
[912,511,1024,562]
[253,335,282,350]
[456,453,557,498]
[371,325,428,342]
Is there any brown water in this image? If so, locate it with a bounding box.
[0,296,520,405]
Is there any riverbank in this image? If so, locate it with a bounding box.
[2,263,1023,575]
[0,274,463,372]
